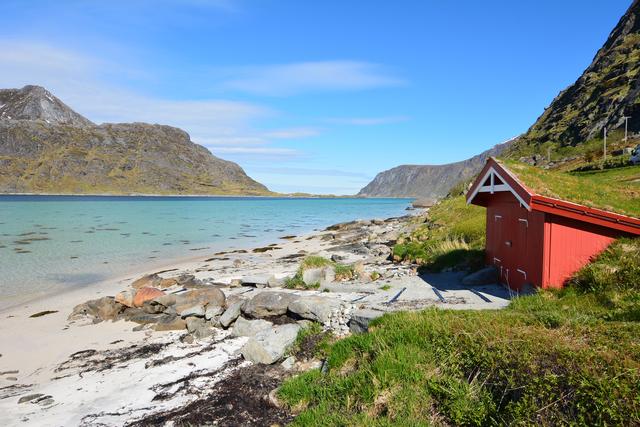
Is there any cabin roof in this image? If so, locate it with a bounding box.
[466,158,640,235]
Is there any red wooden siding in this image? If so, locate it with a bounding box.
[542,214,618,288]
[484,192,544,291]
[468,158,640,291]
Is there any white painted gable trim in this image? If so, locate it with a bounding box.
[466,166,531,210]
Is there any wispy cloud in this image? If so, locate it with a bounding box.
[220,61,405,96]
[326,115,410,126]
[262,127,321,139]
[250,166,371,179]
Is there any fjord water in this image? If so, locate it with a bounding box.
[0,196,410,308]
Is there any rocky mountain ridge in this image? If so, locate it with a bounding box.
[357,139,513,201]
[0,85,270,195]
[511,0,640,150]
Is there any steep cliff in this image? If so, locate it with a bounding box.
[357,140,512,201]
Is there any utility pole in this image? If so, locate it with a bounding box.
[603,126,607,162]
[624,116,630,143]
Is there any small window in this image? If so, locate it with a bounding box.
[493,175,504,185]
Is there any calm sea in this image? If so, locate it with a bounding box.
[0,196,411,308]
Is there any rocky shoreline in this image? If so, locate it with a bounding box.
[0,213,511,426]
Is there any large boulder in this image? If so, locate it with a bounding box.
[461,266,498,286]
[288,296,342,324]
[131,274,162,290]
[348,309,384,334]
[231,317,274,337]
[115,289,136,308]
[68,297,124,321]
[133,287,165,308]
[174,288,226,315]
[241,323,301,364]
[219,301,244,328]
[242,292,298,318]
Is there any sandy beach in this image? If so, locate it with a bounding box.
[0,212,511,426]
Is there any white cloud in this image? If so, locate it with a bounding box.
[261,127,321,139]
[220,61,405,96]
[326,115,410,126]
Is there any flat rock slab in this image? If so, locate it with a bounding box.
[231,317,274,338]
[241,275,275,288]
[242,292,298,318]
[288,296,342,324]
[241,323,301,364]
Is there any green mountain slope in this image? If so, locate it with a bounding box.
[0,85,271,195]
[510,0,640,156]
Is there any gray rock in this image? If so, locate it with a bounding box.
[241,323,301,364]
[141,300,167,314]
[302,267,334,286]
[302,268,323,286]
[180,304,206,318]
[241,274,275,288]
[281,356,296,370]
[18,393,44,404]
[348,309,385,334]
[288,296,342,324]
[231,317,273,338]
[153,316,187,331]
[461,266,498,286]
[151,294,177,307]
[242,291,298,318]
[68,297,124,321]
[123,310,168,325]
[219,301,243,328]
[174,288,226,314]
[204,304,225,320]
[267,276,283,288]
[186,317,214,339]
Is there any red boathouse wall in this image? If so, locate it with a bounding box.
[541,214,618,288]
[468,158,640,291]
[484,192,544,291]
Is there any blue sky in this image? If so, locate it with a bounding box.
[0,0,632,194]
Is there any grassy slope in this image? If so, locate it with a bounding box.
[279,239,640,426]
[392,194,486,271]
[502,159,640,217]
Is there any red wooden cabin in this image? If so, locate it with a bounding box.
[466,158,640,290]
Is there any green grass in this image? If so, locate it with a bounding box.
[334,264,356,281]
[300,256,334,270]
[501,159,640,217]
[393,195,486,271]
[279,239,640,426]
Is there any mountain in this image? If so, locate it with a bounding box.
[512,0,640,150]
[357,139,512,201]
[0,85,270,195]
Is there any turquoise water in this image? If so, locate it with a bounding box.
[0,196,410,306]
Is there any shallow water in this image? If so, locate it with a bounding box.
[0,196,411,306]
